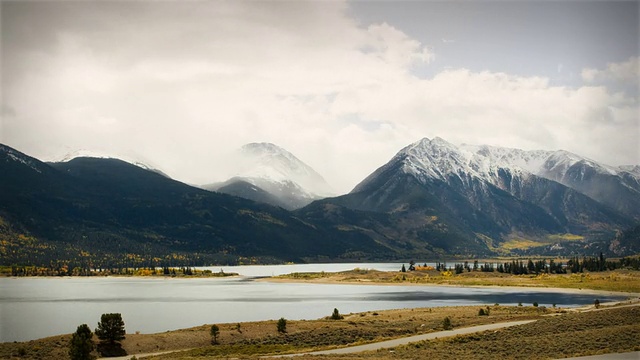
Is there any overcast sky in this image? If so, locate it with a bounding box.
[2,1,638,193]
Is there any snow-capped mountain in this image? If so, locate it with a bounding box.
[455,142,640,220]
[205,143,333,210]
[354,137,640,221]
[48,149,169,177]
[340,137,634,253]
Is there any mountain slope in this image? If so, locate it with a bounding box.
[458,144,640,220]
[320,138,633,254]
[0,144,389,266]
[205,143,333,210]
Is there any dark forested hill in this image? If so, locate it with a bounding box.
[0,144,389,266]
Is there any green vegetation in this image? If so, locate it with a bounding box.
[69,324,94,360]
[210,325,220,344]
[442,317,452,330]
[277,318,287,333]
[95,313,126,345]
[331,308,344,320]
[95,313,126,357]
[275,256,640,293]
[0,265,238,278]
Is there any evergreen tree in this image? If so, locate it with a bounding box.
[95,313,126,345]
[69,324,95,360]
[210,324,220,344]
[331,308,344,320]
[277,317,287,333]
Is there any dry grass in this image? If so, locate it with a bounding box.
[274,268,640,293]
[295,306,640,360]
[0,305,551,360]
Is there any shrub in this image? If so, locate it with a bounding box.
[331,308,344,320]
[277,318,287,333]
[443,317,452,330]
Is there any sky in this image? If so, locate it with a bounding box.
[1,1,639,193]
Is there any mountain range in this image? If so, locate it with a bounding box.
[1,138,638,267]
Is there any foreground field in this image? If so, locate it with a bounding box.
[282,305,640,360]
[272,268,640,294]
[3,301,639,360]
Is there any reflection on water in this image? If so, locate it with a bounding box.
[0,263,627,342]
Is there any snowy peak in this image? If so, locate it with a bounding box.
[235,142,333,196]
[1,144,46,174]
[399,137,470,181]
[372,137,640,220]
[397,137,533,186]
[49,149,168,177]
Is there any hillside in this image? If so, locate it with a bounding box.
[0,144,388,266]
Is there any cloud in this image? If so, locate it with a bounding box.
[582,56,639,83]
[2,1,638,193]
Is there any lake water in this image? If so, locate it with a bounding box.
[0,263,627,342]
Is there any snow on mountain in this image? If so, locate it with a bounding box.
[397,137,535,188]
[618,165,640,179]
[205,143,333,210]
[233,142,333,197]
[1,144,45,174]
[396,137,628,187]
[388,137,640,220]
[48,149,169,177]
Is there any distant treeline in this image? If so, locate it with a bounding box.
[432,254,640,275]
[2,265,236,277]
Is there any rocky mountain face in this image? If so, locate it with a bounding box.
[323,137,636,254]
[204,143,333,210]
[456,144,640,221]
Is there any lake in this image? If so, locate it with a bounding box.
[0,263,627,342]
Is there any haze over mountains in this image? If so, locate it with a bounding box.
[204,143,333,210]
[1,137,638,267]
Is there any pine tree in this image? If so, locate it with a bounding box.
[95,313,126,345]
[277,317,287,333]
[331,308,344,320]
[69,324,95,360]
[210,324,220,344]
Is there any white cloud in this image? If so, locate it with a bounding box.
[2,1,638,193]
[582,56,640,83]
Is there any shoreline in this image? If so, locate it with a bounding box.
[259,275,640,299]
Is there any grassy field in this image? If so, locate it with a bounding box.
[274,268,640,293]
[0,304,566,360]
[286,306,640,360]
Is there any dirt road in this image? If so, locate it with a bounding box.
[269,320,536,357]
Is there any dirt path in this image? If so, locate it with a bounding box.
[267,320,536,357]
[98,349,194,360]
